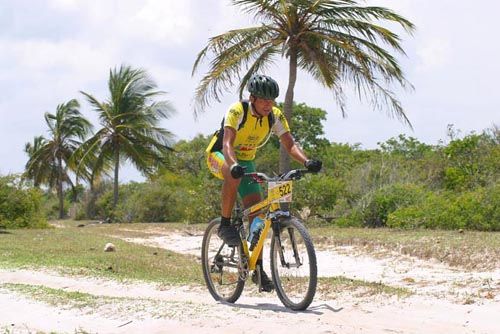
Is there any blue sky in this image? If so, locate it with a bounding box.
[1,0,498,181]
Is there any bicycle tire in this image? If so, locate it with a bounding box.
[201,218,245,303]
[270,216,317,310]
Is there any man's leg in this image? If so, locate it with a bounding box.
[237,163,274,292]
[242,194,263,258]
[217,160,241,246]
[221,161,241,218]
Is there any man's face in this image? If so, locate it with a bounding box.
[251,96,275,115]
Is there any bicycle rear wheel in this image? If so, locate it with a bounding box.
[270,217,317,310]
[201,218,245,303]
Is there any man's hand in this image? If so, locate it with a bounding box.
[230,163,245,179]
[304,159,322,173]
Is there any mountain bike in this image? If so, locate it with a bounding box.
[201,169,317,311]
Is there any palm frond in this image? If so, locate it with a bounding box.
[77,64,176,196]
[25,99,91,189]
[193,0,415,127]
[193,26,280,115]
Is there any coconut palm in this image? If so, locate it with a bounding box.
[79,65,176,209]
[192,0,415,172]
[24,99,92,218]
[24,135,54,188]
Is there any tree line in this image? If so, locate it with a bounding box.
[3,104,499,231]
[5,1,458,229]
[24,65,175,219]
[19,0,417,221]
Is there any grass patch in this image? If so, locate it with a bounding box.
[54,220,204,238]
[317,276,412,300]
[310,227,500,270]
[0,225,202,285]
[1,283,104,309]
[1,283,211,322]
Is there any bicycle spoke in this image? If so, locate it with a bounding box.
[202,219,245,303]
[271,217,317,310]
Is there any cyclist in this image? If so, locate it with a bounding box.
[205,74,322,292]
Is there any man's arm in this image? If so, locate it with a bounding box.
[222,126,238,166]
[279,132,308,164]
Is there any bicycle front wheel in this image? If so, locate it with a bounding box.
[270,217,317,310]
[201,218,245,303]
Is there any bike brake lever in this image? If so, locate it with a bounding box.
[247,172,265,183]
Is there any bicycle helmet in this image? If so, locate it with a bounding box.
[247,74,279,100]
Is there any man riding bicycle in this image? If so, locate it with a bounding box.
[205,74,322,292]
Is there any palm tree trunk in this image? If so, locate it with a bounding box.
[113,149,120,209]
[87,178,96,219]
[57,156,64,219]
[280,49,298,173]
[73,175,79,202]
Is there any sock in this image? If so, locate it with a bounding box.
[220,216,231,227]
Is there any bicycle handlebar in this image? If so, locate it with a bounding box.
[244,169,314,183]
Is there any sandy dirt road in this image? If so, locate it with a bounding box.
[1,231,499,334]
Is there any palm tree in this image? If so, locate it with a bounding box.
[192,0,415,172]
[79,65,176,209]
[24,99,92,218]
[24,135,54,188]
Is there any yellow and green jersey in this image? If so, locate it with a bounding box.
[223,101,290,160]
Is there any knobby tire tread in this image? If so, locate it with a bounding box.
[270,217,317,310]
[201,218,245,303]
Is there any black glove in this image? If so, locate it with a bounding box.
[230,163,245,179]
[304,159,322,173]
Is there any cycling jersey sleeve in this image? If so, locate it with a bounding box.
[223,102,244,130]
[272,107,290,137]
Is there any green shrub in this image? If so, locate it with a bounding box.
[94,188,116,220]
[91,171,221,224]
[443,132,499,190]
[41,193,70,220]
[293,174,344,216]
[0,175,49,229]
[334,208,364,227]
[180,176,221,224]
[360,183,428,227]
[387,184,500,231]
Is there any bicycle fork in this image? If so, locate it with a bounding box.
[273,220,303,269]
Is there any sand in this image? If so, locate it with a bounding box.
[1,231,498,334]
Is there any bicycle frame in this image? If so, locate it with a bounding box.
[202,168,318,310]
[237,175,291,271]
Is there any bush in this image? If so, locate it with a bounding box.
[180,175,221,224]
[293,174,344,216]
[443,132,499,190]
[41,193,70,220]
[89,171,221,224]
[387,184,500,231]
[360,183,428,227]
[0,175,49,229]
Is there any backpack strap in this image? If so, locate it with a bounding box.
[209,100,274,153]
[238,100,249,130]
[267,111,275,132]
[209,101,248,152]
[241,100,274,134]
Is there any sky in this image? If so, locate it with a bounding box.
[1,0,499,182]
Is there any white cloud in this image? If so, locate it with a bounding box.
[416,39,451,72]
[1,39,112,74]
[48,0,79,11]
[1,0,499,181]
[46,0,199,46]
[132,0,194,44]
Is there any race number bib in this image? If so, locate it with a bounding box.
[268,181,293,203]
